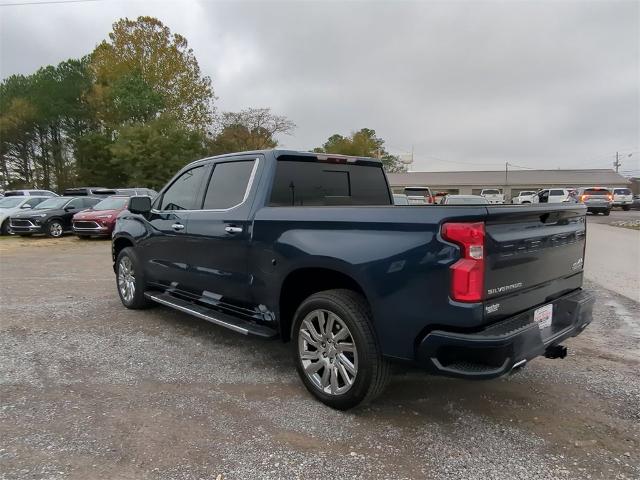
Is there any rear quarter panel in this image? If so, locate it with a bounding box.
[250,205,489,360]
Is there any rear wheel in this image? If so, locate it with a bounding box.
[603,209,610,216]
[116,247,151,309]
[292,289,390,410]
[46,220,64,238]
[622,205,630,211]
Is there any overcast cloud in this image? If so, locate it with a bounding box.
[1,0,638,173]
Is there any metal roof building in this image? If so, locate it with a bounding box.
[387,169,631,199]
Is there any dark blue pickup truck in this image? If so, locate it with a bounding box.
[112,150,594,409]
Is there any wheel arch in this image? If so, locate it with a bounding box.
[278,267,369,342]
[112,235,135,266]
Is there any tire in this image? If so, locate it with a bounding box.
[0,219,9,235]
[623,206,630,211]
[46,219,64,238]
[115,247,152,309]
[292,289,390,410]
[603,209,610,216]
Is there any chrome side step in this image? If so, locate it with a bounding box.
[144,292,277,338]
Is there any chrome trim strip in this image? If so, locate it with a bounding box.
[151,157,260,214]
[145,293,249,335]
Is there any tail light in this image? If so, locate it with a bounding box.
[441,222,485,302]
[607,195,613,201]
[580,194,588,202]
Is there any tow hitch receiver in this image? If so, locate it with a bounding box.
[545,345,567,359]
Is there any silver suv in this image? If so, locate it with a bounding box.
[577,187,612,215]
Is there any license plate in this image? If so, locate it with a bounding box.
[534,304,553,330]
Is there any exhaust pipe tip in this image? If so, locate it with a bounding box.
[545,345,568,359]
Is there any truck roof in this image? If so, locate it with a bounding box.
[185,149,384,168]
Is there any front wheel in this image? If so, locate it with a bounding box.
[115,247,152,309]
[46,220,64,238]
[292,289,390,410]
[0,219,9,235]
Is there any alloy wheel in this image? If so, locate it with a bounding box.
[118,256,136,303]
[49,222,63,237]
[298,309,358,395]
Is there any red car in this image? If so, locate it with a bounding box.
[72,195,130,238]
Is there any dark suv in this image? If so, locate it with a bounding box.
[10,196,100,237]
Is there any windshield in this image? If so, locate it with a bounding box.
[0,197,24,208]
[93,196,129,211]
[34,198,69,209]
[482,189,500,195]
[446,196,489,205]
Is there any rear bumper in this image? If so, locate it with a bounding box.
[416,289,594,379]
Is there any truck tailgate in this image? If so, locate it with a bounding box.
[483,204,587,321]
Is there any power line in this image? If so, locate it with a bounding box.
[0,0,103,7]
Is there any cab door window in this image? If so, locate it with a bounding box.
[159,166,206,211]
[65,198,84,210]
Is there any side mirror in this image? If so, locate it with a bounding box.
[129,196,152,215]
[20,204,33,209]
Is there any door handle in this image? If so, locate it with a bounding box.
[171,223,185,231]
[225,226,243,234]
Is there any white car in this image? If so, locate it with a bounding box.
[3,189,58,197]
[480,189,504,204]
[610,187,633,211]
[511,190,537,204]
[534,188,575,204]
[0,196,49,234]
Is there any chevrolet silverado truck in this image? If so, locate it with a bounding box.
[112,150,594,410]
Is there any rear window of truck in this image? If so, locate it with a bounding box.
[269,161,391,206]
[613,188,631,195]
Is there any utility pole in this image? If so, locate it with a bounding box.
[613,152,621,173]
[504,162,509,197]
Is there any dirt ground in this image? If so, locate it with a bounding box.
[0,235,638,480]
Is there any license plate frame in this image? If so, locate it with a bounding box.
[534,304,553,330]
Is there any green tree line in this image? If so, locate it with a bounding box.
[0,16,404,192]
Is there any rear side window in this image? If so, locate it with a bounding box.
[270,161,391,206]
[160,166,206,210]
[584,188,610,196]
[202,160,256,210]
[550,190,565,196]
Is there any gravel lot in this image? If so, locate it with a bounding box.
[1,236,638,480]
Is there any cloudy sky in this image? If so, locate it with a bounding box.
[1,0,638,174]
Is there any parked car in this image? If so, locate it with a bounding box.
[9,196,100,237]
[479,188,504,204]
[610,187,633,211]
[62,187,115,197]
[72,195,130,238]
[534,188,575,204]
[115,188,158,197]
[630,194,640,210]
[441,195,489,205]
[3,189,58,197]
[404,186,434,204]
[0,196,49,234]
[511,190,537,204]
[576,187,612,215]
[112,149,594,410]
[392,193,409,205]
